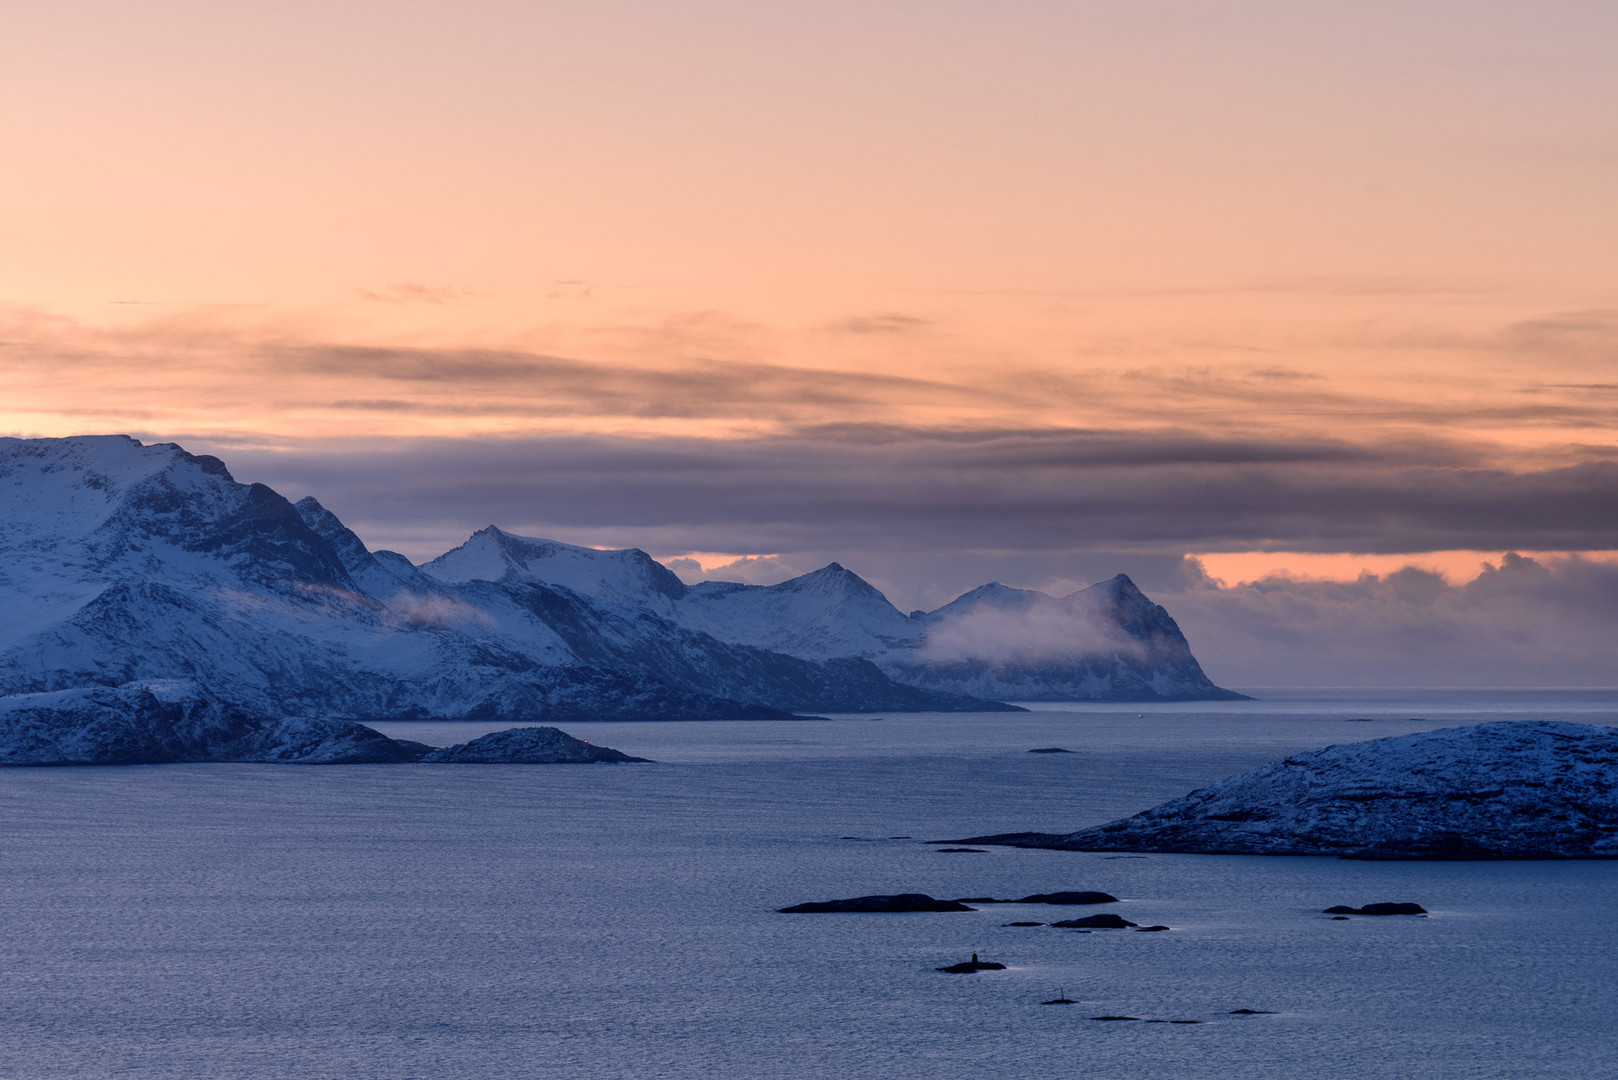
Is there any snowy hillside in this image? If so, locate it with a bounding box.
[672,569,1240,702]
[0,436,1003,721]
[430,529,1241,701]
[679,563,919,660]
[959,721,1618,858]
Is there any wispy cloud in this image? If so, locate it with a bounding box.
[825,312,932,334]
[354,283,480,304]
[4,303,1615,454]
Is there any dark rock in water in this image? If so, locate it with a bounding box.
[1004,921,1045,927]
[0,684,425,766]
[935,847,987,853]
[1028,747,1075,754]
[1018,891,1118,905]
[948,722,1618,859]
[1134,925,1170,932]
[422,725,649,764]
[779,893,974,913]
[1053,913,1137,929]
[936,959,1006,973]
[1230,1009,1273,1015]
[0,684,652,767]
[1323,902,1427,916]
[1042,997,1076,1005]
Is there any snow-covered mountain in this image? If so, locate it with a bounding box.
[0,435,1234,720]
[409,512,1238,700]
[957,721,1618,859]
[673,570,1239,701]
[897,574,1240,701]
[0,436,1004,721]
[678,563,920,660]
[434,530,1239,701]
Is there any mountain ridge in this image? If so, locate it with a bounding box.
[0,435,1239,722]
[0,436,1014,721]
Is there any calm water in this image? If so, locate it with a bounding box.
[2,689,1615,1079]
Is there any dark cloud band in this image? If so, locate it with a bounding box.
[202,427,1618,560]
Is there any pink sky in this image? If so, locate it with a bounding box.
[3,2,1616,633]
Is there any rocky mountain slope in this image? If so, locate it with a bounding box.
[957,721,1618,858]
[492,540,1240,701]
[0,436,1002,722]
[0,434,1235,722]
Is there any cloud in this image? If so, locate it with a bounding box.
[382,592,495,630]
[825,313,932,334]
[5,302,1618,452]
[286,344,978,420]
[196,427,1618,577]
[674,554,809,586]
[1169,553,1618,688]
[919,601,1144,666]
[354,283,478,304]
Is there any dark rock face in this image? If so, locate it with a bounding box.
[1324,903,1426,916]
[1028,747,1074,754]
[0,685,422,765]
[1017,891,1119,905]
[954,722,1618,860]
[0,683,648,767]
[779,894,974,913]
[936,960,1005,973]
[422,726,650,764]
[1052,914,1138,929]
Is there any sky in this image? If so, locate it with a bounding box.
[3,1,1616,686]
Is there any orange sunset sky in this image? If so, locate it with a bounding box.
[4,1,1617,684]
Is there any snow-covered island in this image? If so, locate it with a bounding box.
[0,683,646,766]
[955,722,1618,859]
[0,435,1240,728]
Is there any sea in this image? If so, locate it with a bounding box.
[3,689,1615,1079]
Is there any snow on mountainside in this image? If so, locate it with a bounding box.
[0,436,1004,722]
[958,722,1618,859]
[676,570,1238,702]
[432,528,1239,701]
[680,563,920,660]
[893,574,1244,701]
[423,527,686,610]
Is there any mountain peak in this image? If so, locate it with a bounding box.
[422,527,686,602]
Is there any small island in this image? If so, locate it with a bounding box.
[952,722,1618,860]
[0,684,648,766]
